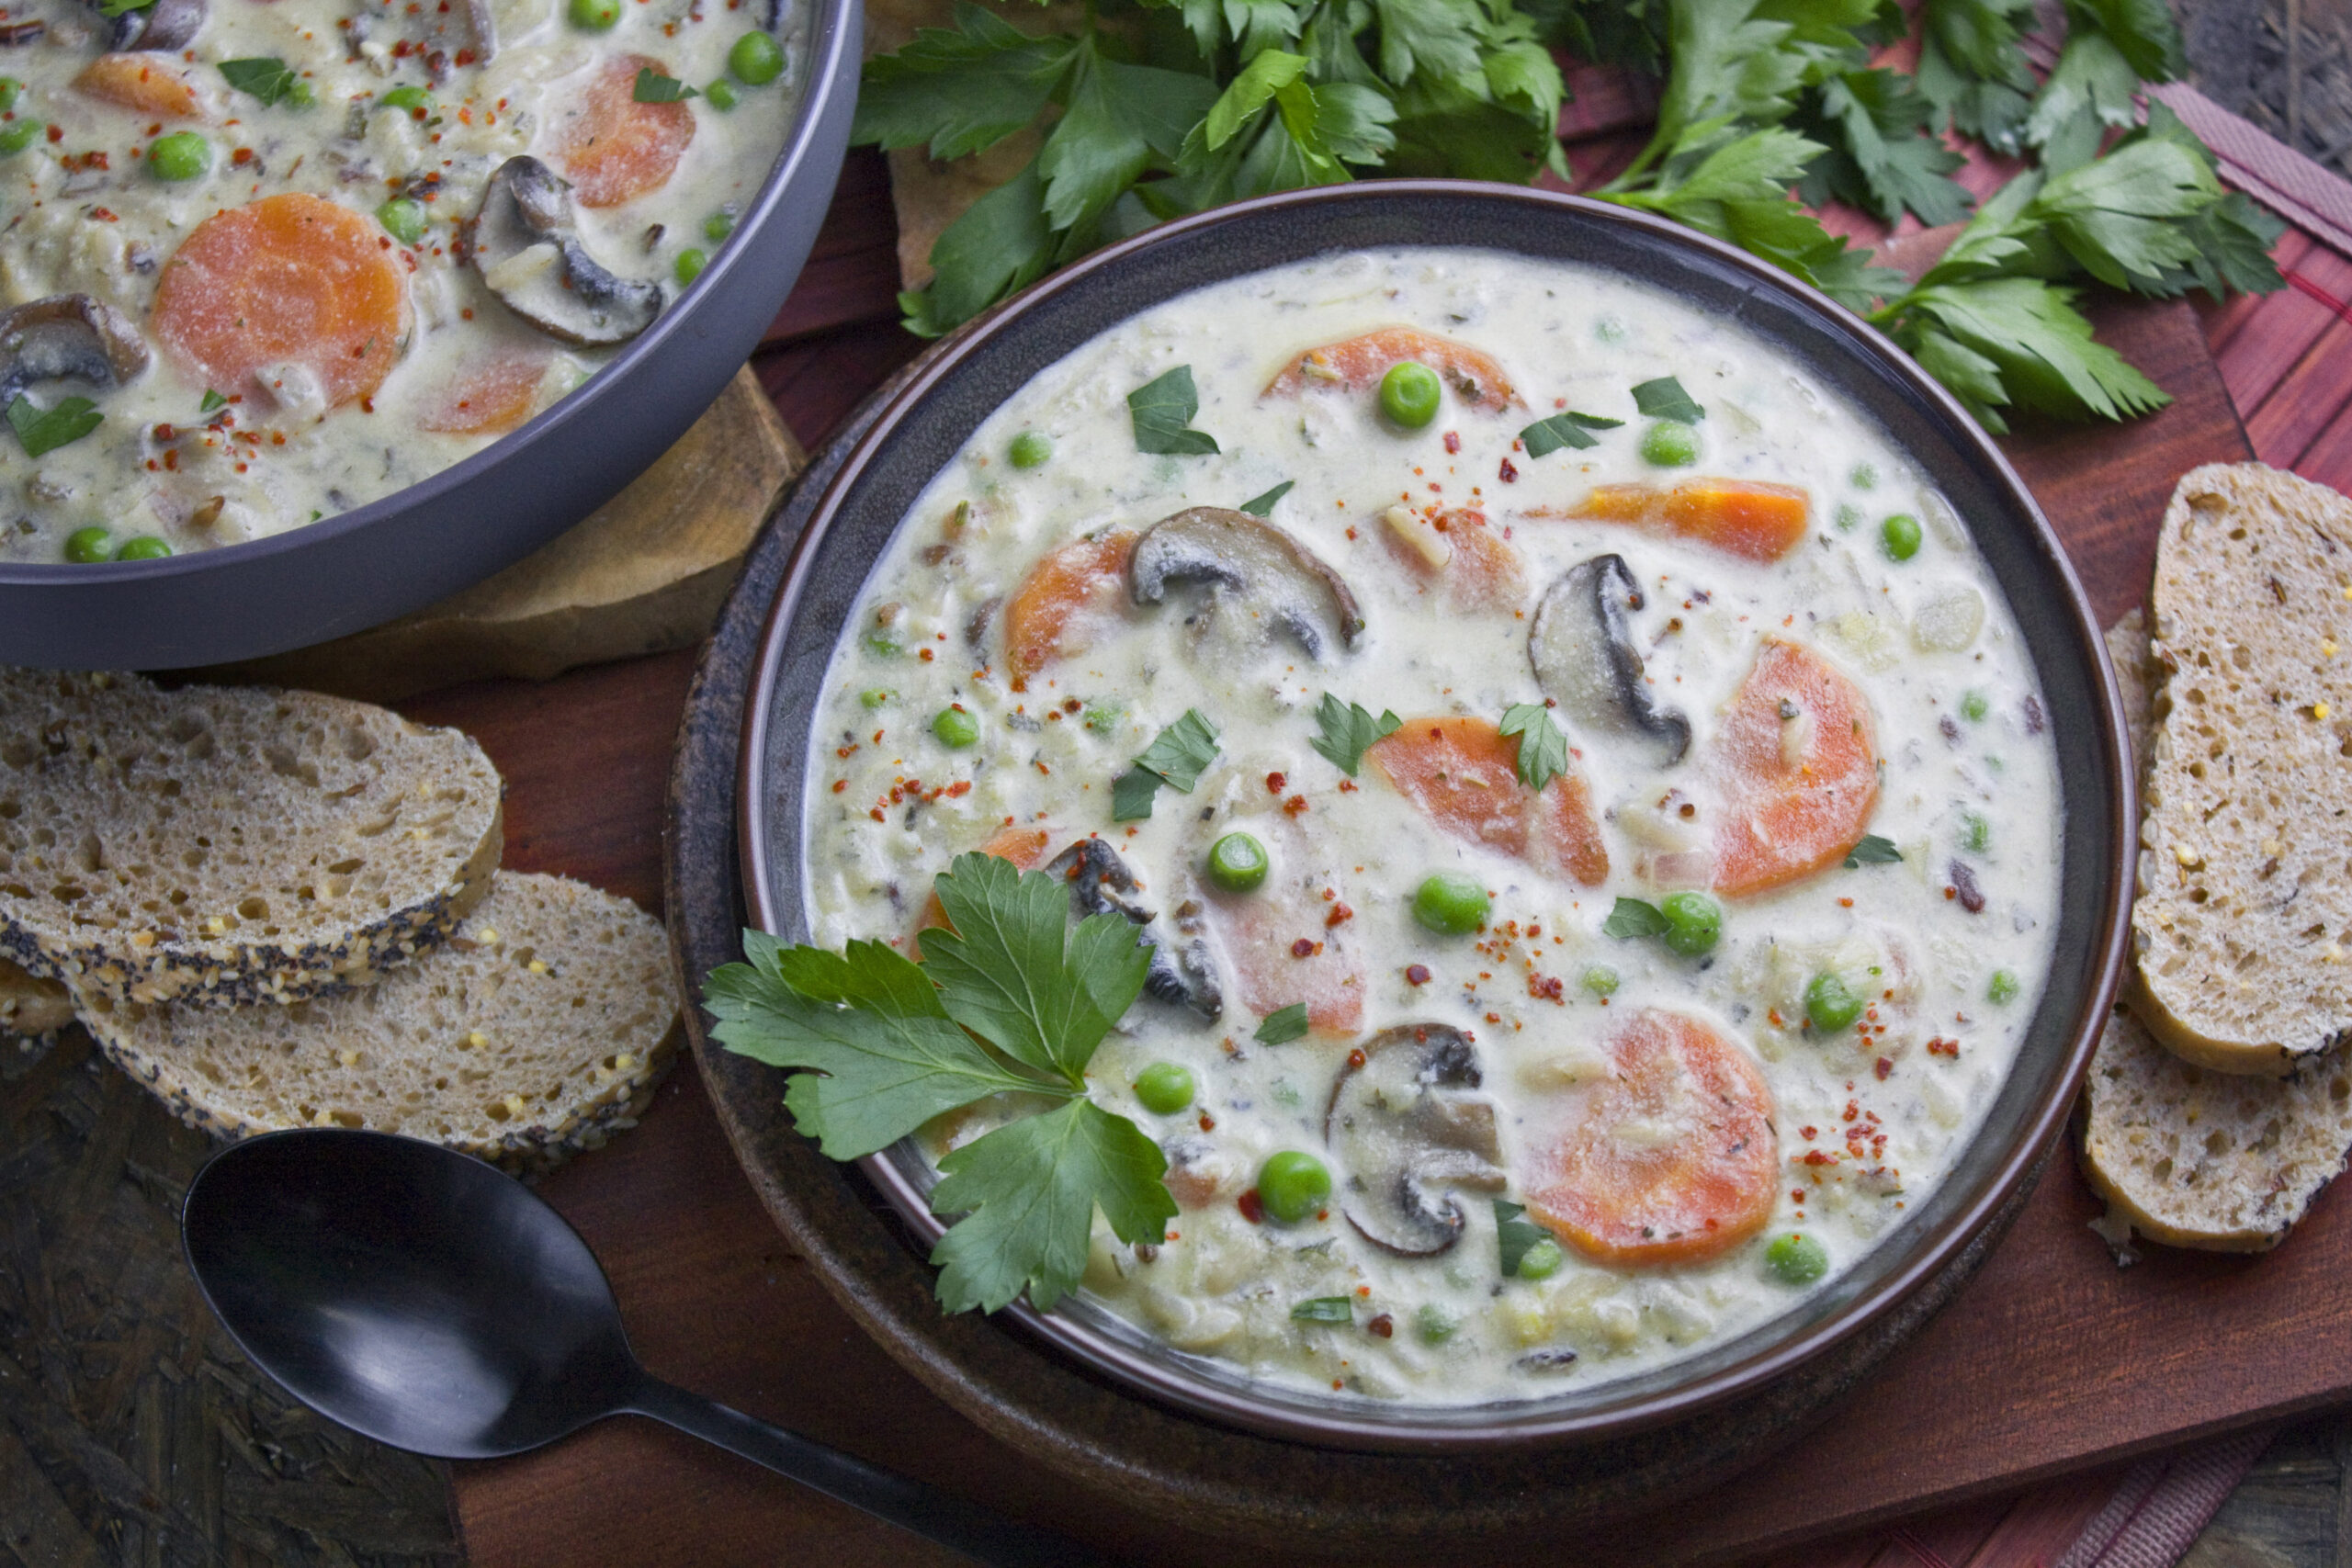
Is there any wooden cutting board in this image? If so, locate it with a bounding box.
[445,294,2291,1568]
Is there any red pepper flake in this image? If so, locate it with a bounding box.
[918,648,935,662]
[1283,794,1309,817]
[1800,1149,1838,1166]
[1325,903,1353,928]
[1237,1189,1263,1224]
[1337,779,1358,793]
[1405,964,1431,986]
[1792,1190,1807,1203]
[44,124,62,142]
[1198,1111,1216,1132]
[1874,1056,1893,1080]
[868,807,885,822]
[1485,1011,1500,1024]
[1265,771,1286,795]
[1442,431,1461,454]
[1291,938,1322,958]
[1528,974,1564,1003]
[1367,1314,1394,1338]
[831,780,846,794]
[1347,1047,1366,1069]
[1498,456,1518,483]
[1928,1036,1960,1057]
[1799,1126,1818,1141]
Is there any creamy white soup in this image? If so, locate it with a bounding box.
[0,0,799,561]
[803,246,2063,1405]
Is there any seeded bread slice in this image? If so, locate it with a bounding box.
[2132,464,2352,1074]
[2082,609,2352,1250]
[76,872,678,1173]
[0,671,503,1008]
[0,958,70,1038]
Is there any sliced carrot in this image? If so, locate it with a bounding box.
[1380,506,1528,612]
[76,54,204,119]
[1539,479,1812,563]
[151,194,408,410]
[548,53,695,208]
[1709,637,1880,900]
[1262,327,1520,412]
[1001,529,1136,692]
[1368,716,1607,886]
[910,825,1055,939]
[417,349,549,435]
[1521,1009,1779,1267]
[1204,876,1363,1035]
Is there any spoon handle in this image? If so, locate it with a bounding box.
[625,1376,1107,1567]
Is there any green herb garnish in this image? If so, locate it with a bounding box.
[1291,1295,1354,1324]
[1237,479,1294,516]
[632,66,699,104]
[220,58,311,107]
[1308,693,1400,779]
[1518,410,1623,457]
[1630,376,1705,423]
[7,395,102,457]
[707,853,1175,1314]
[1498,702,1569,793]
[95,0,156,18]
[1254,1003,1310,1045]
[1111,707,1220,821]
[1844,834,1903,868]
[1127,366,1218,457]
[1600,896,1671,941]
[1493,1200,1549,1277]
[199,388,228,413]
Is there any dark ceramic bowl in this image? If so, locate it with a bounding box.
[738,182,2133,1455]
[0,0,859,671]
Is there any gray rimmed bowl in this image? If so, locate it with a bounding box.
[737,181,2132,1457]
[0,0,858,671]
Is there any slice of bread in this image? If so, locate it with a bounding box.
[2082,608,2352,1249]
[2132,464,2352,1074]
[76,872,679,1173]
[0,671,502,1008]
[0,957,70,1038]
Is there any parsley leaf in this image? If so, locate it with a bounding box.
[852,2,1077,162]
[199,388,228,413]
[7,395,103,458]
[632,66,698,104]
[1110,767,1165,823]
[1898,277,2168,423]
[1254,1003,1310,1045]
[1238,479,1295,516]
[1290,1294,1355,1323]
[1498,702,1569,792]
[1844,833,1903,867]
[1309,693,1400,777]
[220,58,311,107]
[1631,376,1706,423]
[1602,897,1672,940]
[1494,1199,1549,1276]
[1127,366,1220,457]
[1519,410,1623,457]
[1132,707,1221,790]
[900,161,1053,337]
[95,0,155,17]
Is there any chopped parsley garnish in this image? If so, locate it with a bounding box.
[1844,833,1903,867]
[7,395,102,458]
[199,388,228,413]
[1518,410,1623,457]
[1290,1295,1354,1324]
[632,66,699,104]
[95,0,155,17]
[1498,702,1569,792]
[1493,1200,1549,1277]
[1253,1003,1309,1045]
[1630,376,1706,423]
[1126,366,1218,457]
[1109,767,1163,822]
[1308,693,1399,778]
[1111,707,1219,821]
[220,58,312,107]
[707,853,1174,1314]
[1237,479,1294,516]
[1600,896,1672,940]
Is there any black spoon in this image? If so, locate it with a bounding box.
[181,1127,1102,1567]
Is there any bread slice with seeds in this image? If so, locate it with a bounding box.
[2131,464,2352,1074]
[0,958,71,1038]
[2082,608,2352,1250]
[0,671,502,1008]
[76,872,678,1173]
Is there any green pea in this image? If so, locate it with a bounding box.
[1640,420,1699,467]
[931,705,979,748]
[0,78,21,115]
[674,248,707,287]
[1834,502,1862,532]
[1766,1232,1829,1286]
[114,536,171,561]
[1658,890,1720,956]
[569,0,620,28]
[378,85,432,112]
[0,119,40,156]
[1961,689,1989,722]
[1987,969,2020,1005]
[1517,1238,1565,1280]
[1008,430,1052,469]
[1206,832,1269,893]
[1080,700,1124,734]
[1412,873,1488,936]
[1255,1150,1330,1225]
[147,131,211,182]
[1804,971,1862,1033]
[1414,1303,1457,1344]
[704,209,737,243]
[704,78,738,110]
[1881,513,1922,561]
[729,30,785,85]
[1849,461,1877,490]
[1133,1062,1194,1115]
[1581,964,1619,998]
[1377,361,1442,428]
[1962,811,1991,854]
[62,526,111,564]
[857,688,895,709]
[376,197,426,245]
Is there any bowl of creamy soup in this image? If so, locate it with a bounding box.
[0,0,856,668]
[737,182,2132,1451]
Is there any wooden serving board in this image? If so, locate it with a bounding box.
[441,293,2303,1566]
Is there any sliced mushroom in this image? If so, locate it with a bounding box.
[1324,1024,1507,1257]
[1530,553,1690,766]
[470,156,662,346]
[462,0,497,60]
[93,0,205,51]
[0,293,151,410]
[1043,838,1222,1021]
[1128,507,1364,660]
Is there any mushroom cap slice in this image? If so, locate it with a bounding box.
[1043,837,1223,1021]
[0,293,151,410]
[470,156,662,347]
[1325,1023,1507,1257]
[94,0,206,52]
[1530,552,1690,765]
[1128,506,1364,660]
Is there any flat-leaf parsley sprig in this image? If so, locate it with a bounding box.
[706,852,1178,1314]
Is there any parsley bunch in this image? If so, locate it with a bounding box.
[706,852,1178,1314]
[858,0,2282,431]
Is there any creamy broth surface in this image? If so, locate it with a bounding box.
[803,247,2063,1405]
